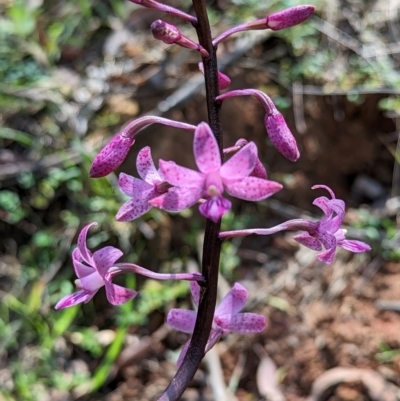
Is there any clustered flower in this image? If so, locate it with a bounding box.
[55,0,372,369]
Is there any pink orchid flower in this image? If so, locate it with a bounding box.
[220,185,371,264]
[116,146,172,221]
[149,122,282,222]
[55,223,137,309]
[167,281,266,366]
[293,185,371,264]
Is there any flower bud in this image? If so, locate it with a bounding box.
[198,63,231,89]
[90,134,135,178]
[152,20,209,57]
[265,5,315,31]
[151,19,181,44]
[265,111,299,162]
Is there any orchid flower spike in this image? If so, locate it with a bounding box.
[116,146,172,221]
[90,117,196,178]
[220,185,371,264]
[149,122,282,222]
[213,5,315,46]
[151,20,209,57]
[167,281,266,366]
[128,0,197,24]
[55,223,137,309]
[198,62,231,90]
[217,90,299,162]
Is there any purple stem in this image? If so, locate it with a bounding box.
[128,0,197,25]
[219,219,315,239]
[110,263,205,282]
[120,116,196,139]
[158,0,223,399]
[217,89,276,114]
[213,19,268,46]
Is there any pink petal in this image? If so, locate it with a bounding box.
[190,281,201,307]
[77,222,97,265]
[215,313,266,334]
[317,230,336,251]
[104,282,138,305]
[193,122,221,174]
[55,290,96,310]
[199,196,231,222]
[215,282,248,317]
[293,232,322,251]
[250,158,268,179]
[118,173,153,197]
[72,248,94,278]
[158,160,204,187]
[313,196,332,216]
[339,239,371,253]
[328,199,345,219]
[166,308,197,333]
[317,248,336,264]
[149,187,202,211]
[115,198,154,221]
[92,246,123,277]
[225,177,282,201]
[90,134,135,178]
[78,271,105,291]
[136,146,163,184]
[264,112,299,162]
[220,142,258,179]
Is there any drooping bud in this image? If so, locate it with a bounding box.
[90,134,135,178]
[217,89,299,162]
[90,116,196,178]
[213,4,315,46]
[151,20,209,57]
[198,63,231,89]
[265,110,299,162]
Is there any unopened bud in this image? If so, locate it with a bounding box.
[198,63,231,89]
[152,20,209,57]
[90,134,135,178]
[265,111,299,162]
[265,5,315,31]
[151,19,181,44]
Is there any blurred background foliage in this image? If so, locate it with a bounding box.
[1,0,400,399]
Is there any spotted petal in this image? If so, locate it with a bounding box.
[78,222,97,265]
[167,308,197,333]
[339,239,371,253]
[225,177,282,201]
[136,146,163,184]
[55,290,96,310]
[118,173,153,197]
[215,313,266,334]
[104,282,138,305]
[92,246,123,277]
[193,122,221,174]
[116,192,156,221]
[293,232,322,251]
[215,282,248,317]
[220,142,257,180]
[158,160,204,187]
[149,187,202,212]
